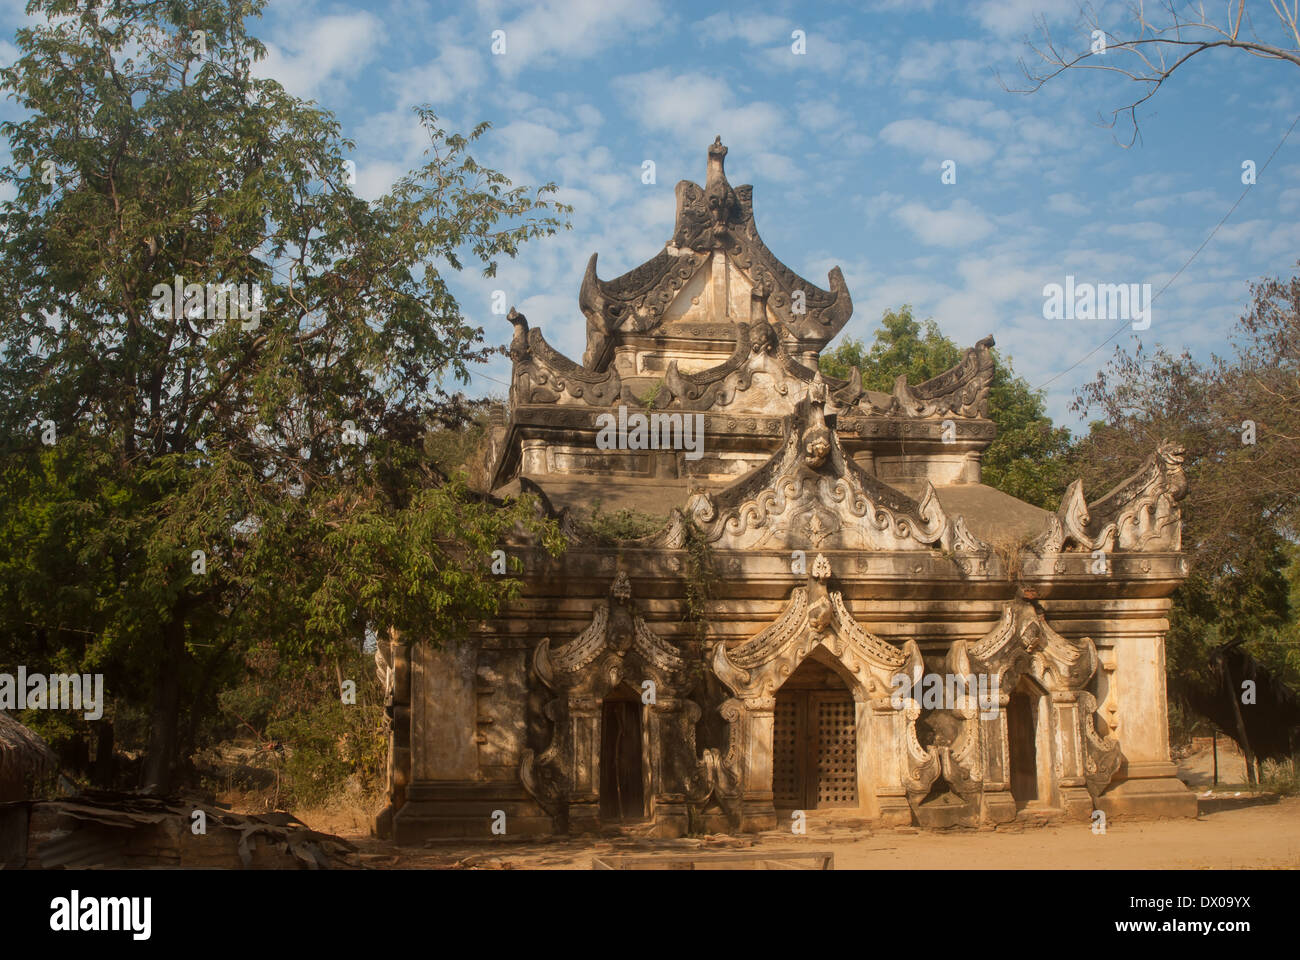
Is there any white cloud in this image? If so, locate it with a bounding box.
[489,0,669,76]
[937,98,1014,131]
[894,198,995,247]
[1105,221,1170,243]
[256,13,385,100]
[693,13,873,84]
[894,39,990,83]
[390,43,486,107]
[1132,189,1220,214]
[750,152,801,182]
[880,118,997,165]
[1048,192,1089,215]
[353,160,405,203]
[968,0,1079,35]
[797,100,849,131]
[612,69,787,159]
[693,11,790,47]
[494,120,566,159]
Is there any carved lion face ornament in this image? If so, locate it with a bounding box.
[802,427,831,468]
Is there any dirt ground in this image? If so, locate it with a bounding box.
[287,742,1300,869]
[290,794,1297,870]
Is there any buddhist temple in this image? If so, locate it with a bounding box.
[374,138,1195,841]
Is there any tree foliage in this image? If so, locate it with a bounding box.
[1072,266,1300,709]
[0,0,569,790]
[820,305,1071,508]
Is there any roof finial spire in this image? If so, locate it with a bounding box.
[707,135,727,179]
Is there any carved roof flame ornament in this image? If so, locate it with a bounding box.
[575,138,854,369]
[531,571,686,694]
[712,569,906,702]
[811,552,832,580]
[1029,438,1187,556]
[685,386,988,554]
[703,135,739,246]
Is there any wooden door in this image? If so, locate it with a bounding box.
[811,692,857,808]
[600,697,645,821]
[772,689,857,809]
[772,693,803,807]
[1008,691,1039,805]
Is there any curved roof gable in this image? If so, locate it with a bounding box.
[578,137,852,369]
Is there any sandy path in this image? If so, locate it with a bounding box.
[325,795,1300,870]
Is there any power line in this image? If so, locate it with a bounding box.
[466,368,511,389]
[1033,112,1300,394]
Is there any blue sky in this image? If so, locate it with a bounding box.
[3,0,1298,427]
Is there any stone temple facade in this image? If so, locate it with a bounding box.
[374,139,1197,842]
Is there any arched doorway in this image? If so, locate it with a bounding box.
[772,657,858,810]
[599,685,647,821]
[1007,676,1053,809]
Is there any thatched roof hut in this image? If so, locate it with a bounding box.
[0,710,58,801]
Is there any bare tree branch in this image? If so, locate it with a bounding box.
[998,1,1300,146]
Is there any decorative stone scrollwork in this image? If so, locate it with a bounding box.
[900,639,985,810]
[1088,440,1187,551]
[889,335,995,419]
[507,308,622,407]
[1030,440,1187,555]
[899,641,940,805]
[712,555,904,701]
[518,571,698,828]
[686,384,987,554]
[690,695,746,823]
[661,322,766,409]
[1079,690,1123,802]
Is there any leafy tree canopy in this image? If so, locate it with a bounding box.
[820,305,1071,509]
[0,0,568,789]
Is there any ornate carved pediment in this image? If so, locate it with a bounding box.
[579,138,852,361]
[1030,440,1187,555]
[508,308,622,407]
[712,555,905,701]
[687,383,987,553]
[886,336,995,420]
[1086,440,1187,551]
[654,283,864,414]
[967,601,1096,692]
[533,571,688,696]
[520,572,693,821]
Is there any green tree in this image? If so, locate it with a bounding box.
[1071,267,1300,713]
[0,0,568,790]
[820,305,1071,508]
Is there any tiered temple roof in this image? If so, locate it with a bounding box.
[485,140,1185,558]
